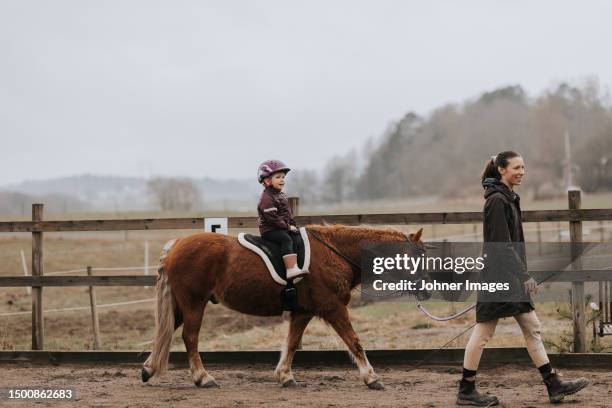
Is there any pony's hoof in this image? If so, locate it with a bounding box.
[196,378,219,388]
[141,367,152,383]
[367,380,385,390]
[281,379,299,388]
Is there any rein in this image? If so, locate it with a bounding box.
[308,229,361,270]
[308,229,474,321]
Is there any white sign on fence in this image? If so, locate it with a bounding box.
[204,217,228,234]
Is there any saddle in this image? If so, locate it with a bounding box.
[238,227,311,285]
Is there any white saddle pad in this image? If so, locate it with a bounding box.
[237,227,311,285]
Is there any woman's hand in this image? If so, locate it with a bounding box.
[289,225,298,233]
[523,278,538,294]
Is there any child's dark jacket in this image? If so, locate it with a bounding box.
[257,186,296,235]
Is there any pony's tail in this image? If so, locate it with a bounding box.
[142,239,177,382]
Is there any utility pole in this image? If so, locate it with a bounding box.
[563,130,579,191]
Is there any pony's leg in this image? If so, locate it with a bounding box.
[180,299,218,388]
[274,313,312,387]
[322,306,383,390]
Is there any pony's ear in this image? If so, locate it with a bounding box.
[409,228,423,242]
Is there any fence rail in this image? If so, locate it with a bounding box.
[1,270,611,288]
[0,275,157,287]
[1,209,612,232]
[0,348,611,368]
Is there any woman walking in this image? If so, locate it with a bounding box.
[456,151,589,406]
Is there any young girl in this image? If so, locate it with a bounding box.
[256,160,309,280]
[456,151,588,406]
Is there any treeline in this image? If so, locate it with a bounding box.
[0,191,89,216]
[288,81,612,204]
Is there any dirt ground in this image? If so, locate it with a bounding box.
[0,362,608,407]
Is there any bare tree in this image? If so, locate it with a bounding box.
[0,191,88,215]
[147,177,201,211]
[575,123,612,191]
[285,169,320,205]
[321,151,357,204]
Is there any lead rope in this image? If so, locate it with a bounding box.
[416,300,476,322]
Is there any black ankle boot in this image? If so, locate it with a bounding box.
[456,379,499,406]
[543,373,589,403]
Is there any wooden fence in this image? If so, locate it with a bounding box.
[1,192,611,352]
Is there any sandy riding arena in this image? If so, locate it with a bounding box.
[0,362,608,407]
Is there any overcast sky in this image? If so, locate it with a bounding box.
[1,1,611,186]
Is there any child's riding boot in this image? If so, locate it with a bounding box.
[543,372,588,403]
[456,379,499,406]
[283,254,309,279]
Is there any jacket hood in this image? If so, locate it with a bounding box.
[483,177,519,202]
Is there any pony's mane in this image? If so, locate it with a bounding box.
[306,224,408,241]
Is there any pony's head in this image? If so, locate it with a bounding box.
[308,224,431,299]
[364,226,432,301]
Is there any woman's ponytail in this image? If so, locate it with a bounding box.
[480,151,520,183]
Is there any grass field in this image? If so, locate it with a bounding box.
[0,193,611,352]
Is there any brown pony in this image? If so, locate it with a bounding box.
[142,224,424,389]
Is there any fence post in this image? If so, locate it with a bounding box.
[31,203,44,350]
[88,266,101,350]
[288,197,299,218]
[568,189,586,352]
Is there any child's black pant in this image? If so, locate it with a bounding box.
[262,230,299,256]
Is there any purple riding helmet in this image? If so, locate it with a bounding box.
[257,160,291,183]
